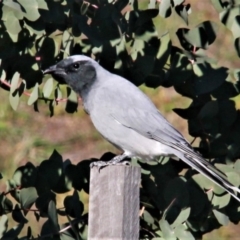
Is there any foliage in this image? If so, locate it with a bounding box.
[1,0,240,239]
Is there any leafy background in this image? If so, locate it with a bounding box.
[1,0,240,239]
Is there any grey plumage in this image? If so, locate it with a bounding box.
[43,55,240,202]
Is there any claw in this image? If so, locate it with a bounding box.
[90,161,108,172]
[89,160,131,172]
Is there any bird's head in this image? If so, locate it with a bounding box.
[43,55,97,93]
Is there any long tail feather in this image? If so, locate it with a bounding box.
[172,146,240,202]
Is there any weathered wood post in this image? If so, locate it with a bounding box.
[88,165,141,240]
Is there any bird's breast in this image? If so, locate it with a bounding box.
[90,110,171,158]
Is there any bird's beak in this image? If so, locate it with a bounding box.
[42,65,66,84]
[42,65,57,75]
[42,65,67,76]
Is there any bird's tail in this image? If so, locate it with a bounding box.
[171,145,240,202]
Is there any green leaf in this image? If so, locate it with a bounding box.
[61,28,72,55]
[131,39,144,61]
[60,232,77,240]
[210,0,224,12]
[24,18,45,35]
[211,81,239,100]
[192,173,225,195]
[36,150,63,191]
[64,190,83,218]
[214,163,233,174]
[175,3,190,25]
[2,3,24,24]
[174,224,194,240]
[226,172,240,188]
[173,0,184,5]
[42,77,53,98]
[212,193,231,208]
[218,100,237,126]
[148,0,156,9]
[164,177,189,208]
[220,6,240,29]
[37,0,48,10]
[19,187,38,209]
[1,69,6,81]
[9,72,20,111]
[178,21,218,50]
[153,15,167,38]
[193,63,227,95]
[234,160,240,172]
[48,200,59,232]
[3,0,22,12]
[18,0,40,21]
[12,204,28,224]
[171,207,191,228]
[35,191,56,216]
[156,33,171,60]
[0,215,8,238]
[182,27,207,49]
[9,92,19,111]
[213,209,229,226]
[143,210,155,225]
[4,11,21,36]
[198,101,219,120]
[159,0,171,18]
[28,83,39,105]
[159,219,176,240]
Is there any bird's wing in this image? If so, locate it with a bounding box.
[112,106,215,172]
[111,106,188,146]
[111,106,240,201]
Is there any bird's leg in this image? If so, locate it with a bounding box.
[90,153,130,170]
[108,153,130,165]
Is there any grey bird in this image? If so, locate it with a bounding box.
[43,55,240,202]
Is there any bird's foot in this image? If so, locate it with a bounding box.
[90,161,107,169]
[90,158,130,172]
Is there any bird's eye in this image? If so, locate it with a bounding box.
[73,63,80,69]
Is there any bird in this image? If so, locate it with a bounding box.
[43,55,240,202]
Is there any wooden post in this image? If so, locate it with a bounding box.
[88,165,141,240]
